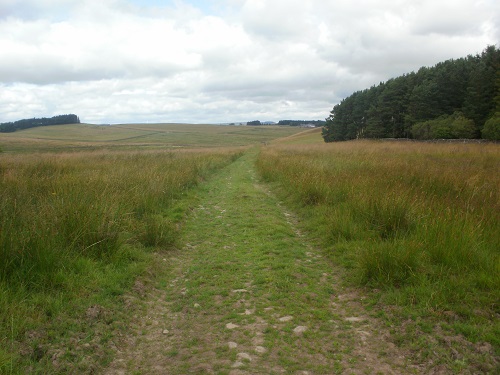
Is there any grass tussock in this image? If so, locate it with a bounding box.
[257,140,499,345]
[0,148,241,373]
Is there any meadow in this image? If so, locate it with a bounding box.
[258,136,499,354]
[0,148,245,372]
[0,123,304,153]
[1,123,499,372]
[0,123,306,373]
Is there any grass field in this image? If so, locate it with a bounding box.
[1,123,498,373]
[257,138,500,360]
[272,127,324,145]
[0,123,305,153]
[0,147,245,373]
[0,124,307,373]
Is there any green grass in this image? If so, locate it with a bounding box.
[141,150,355,373]
[2,124,498,372]
[257,140,500,352]
[0,148,241,373]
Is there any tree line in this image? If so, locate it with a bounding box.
[246,120,326,126]
[278,120,326,126]
[0,114,81,133]
[247,120,263,126]
[322,45,499,141]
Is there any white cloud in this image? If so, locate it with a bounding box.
[0,0,497,124]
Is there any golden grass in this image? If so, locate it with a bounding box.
[0,123,306,152]
[272,127,324,145]
[257,140,499,345]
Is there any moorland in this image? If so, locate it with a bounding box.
[0,123,498,374]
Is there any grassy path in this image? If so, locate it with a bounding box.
[106,150,414,374]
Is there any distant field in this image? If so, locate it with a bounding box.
[273,127,323,145]
[0,123,307,152]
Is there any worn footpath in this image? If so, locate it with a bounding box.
[105,150,415,374]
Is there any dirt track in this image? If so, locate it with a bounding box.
[105,152,416,374]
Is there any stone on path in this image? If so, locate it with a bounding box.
[228,342,238,349]
[293,326,307,334]
[279,316,293,322]
[255,346,267,354]
[226,323,239,329]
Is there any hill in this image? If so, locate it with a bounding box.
[0,114,80,133]
[0,123,305,152]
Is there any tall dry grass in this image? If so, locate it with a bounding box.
[1,149,241,285]
[257,140,499,344]
[0,147,241,372]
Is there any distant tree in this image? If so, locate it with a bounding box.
[411,112,476,139]
[448,113,477,139]
[482,113,500,140]
[411,120,432,140]
[463,46,499,135]
[0,114,80,133]
[278,120,326,126]
[247,120,262,126]
[324,102,349,141]
[408,79,442,122]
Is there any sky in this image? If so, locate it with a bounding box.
[0,0,498,124]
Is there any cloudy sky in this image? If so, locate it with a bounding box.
[0,0,498,124]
